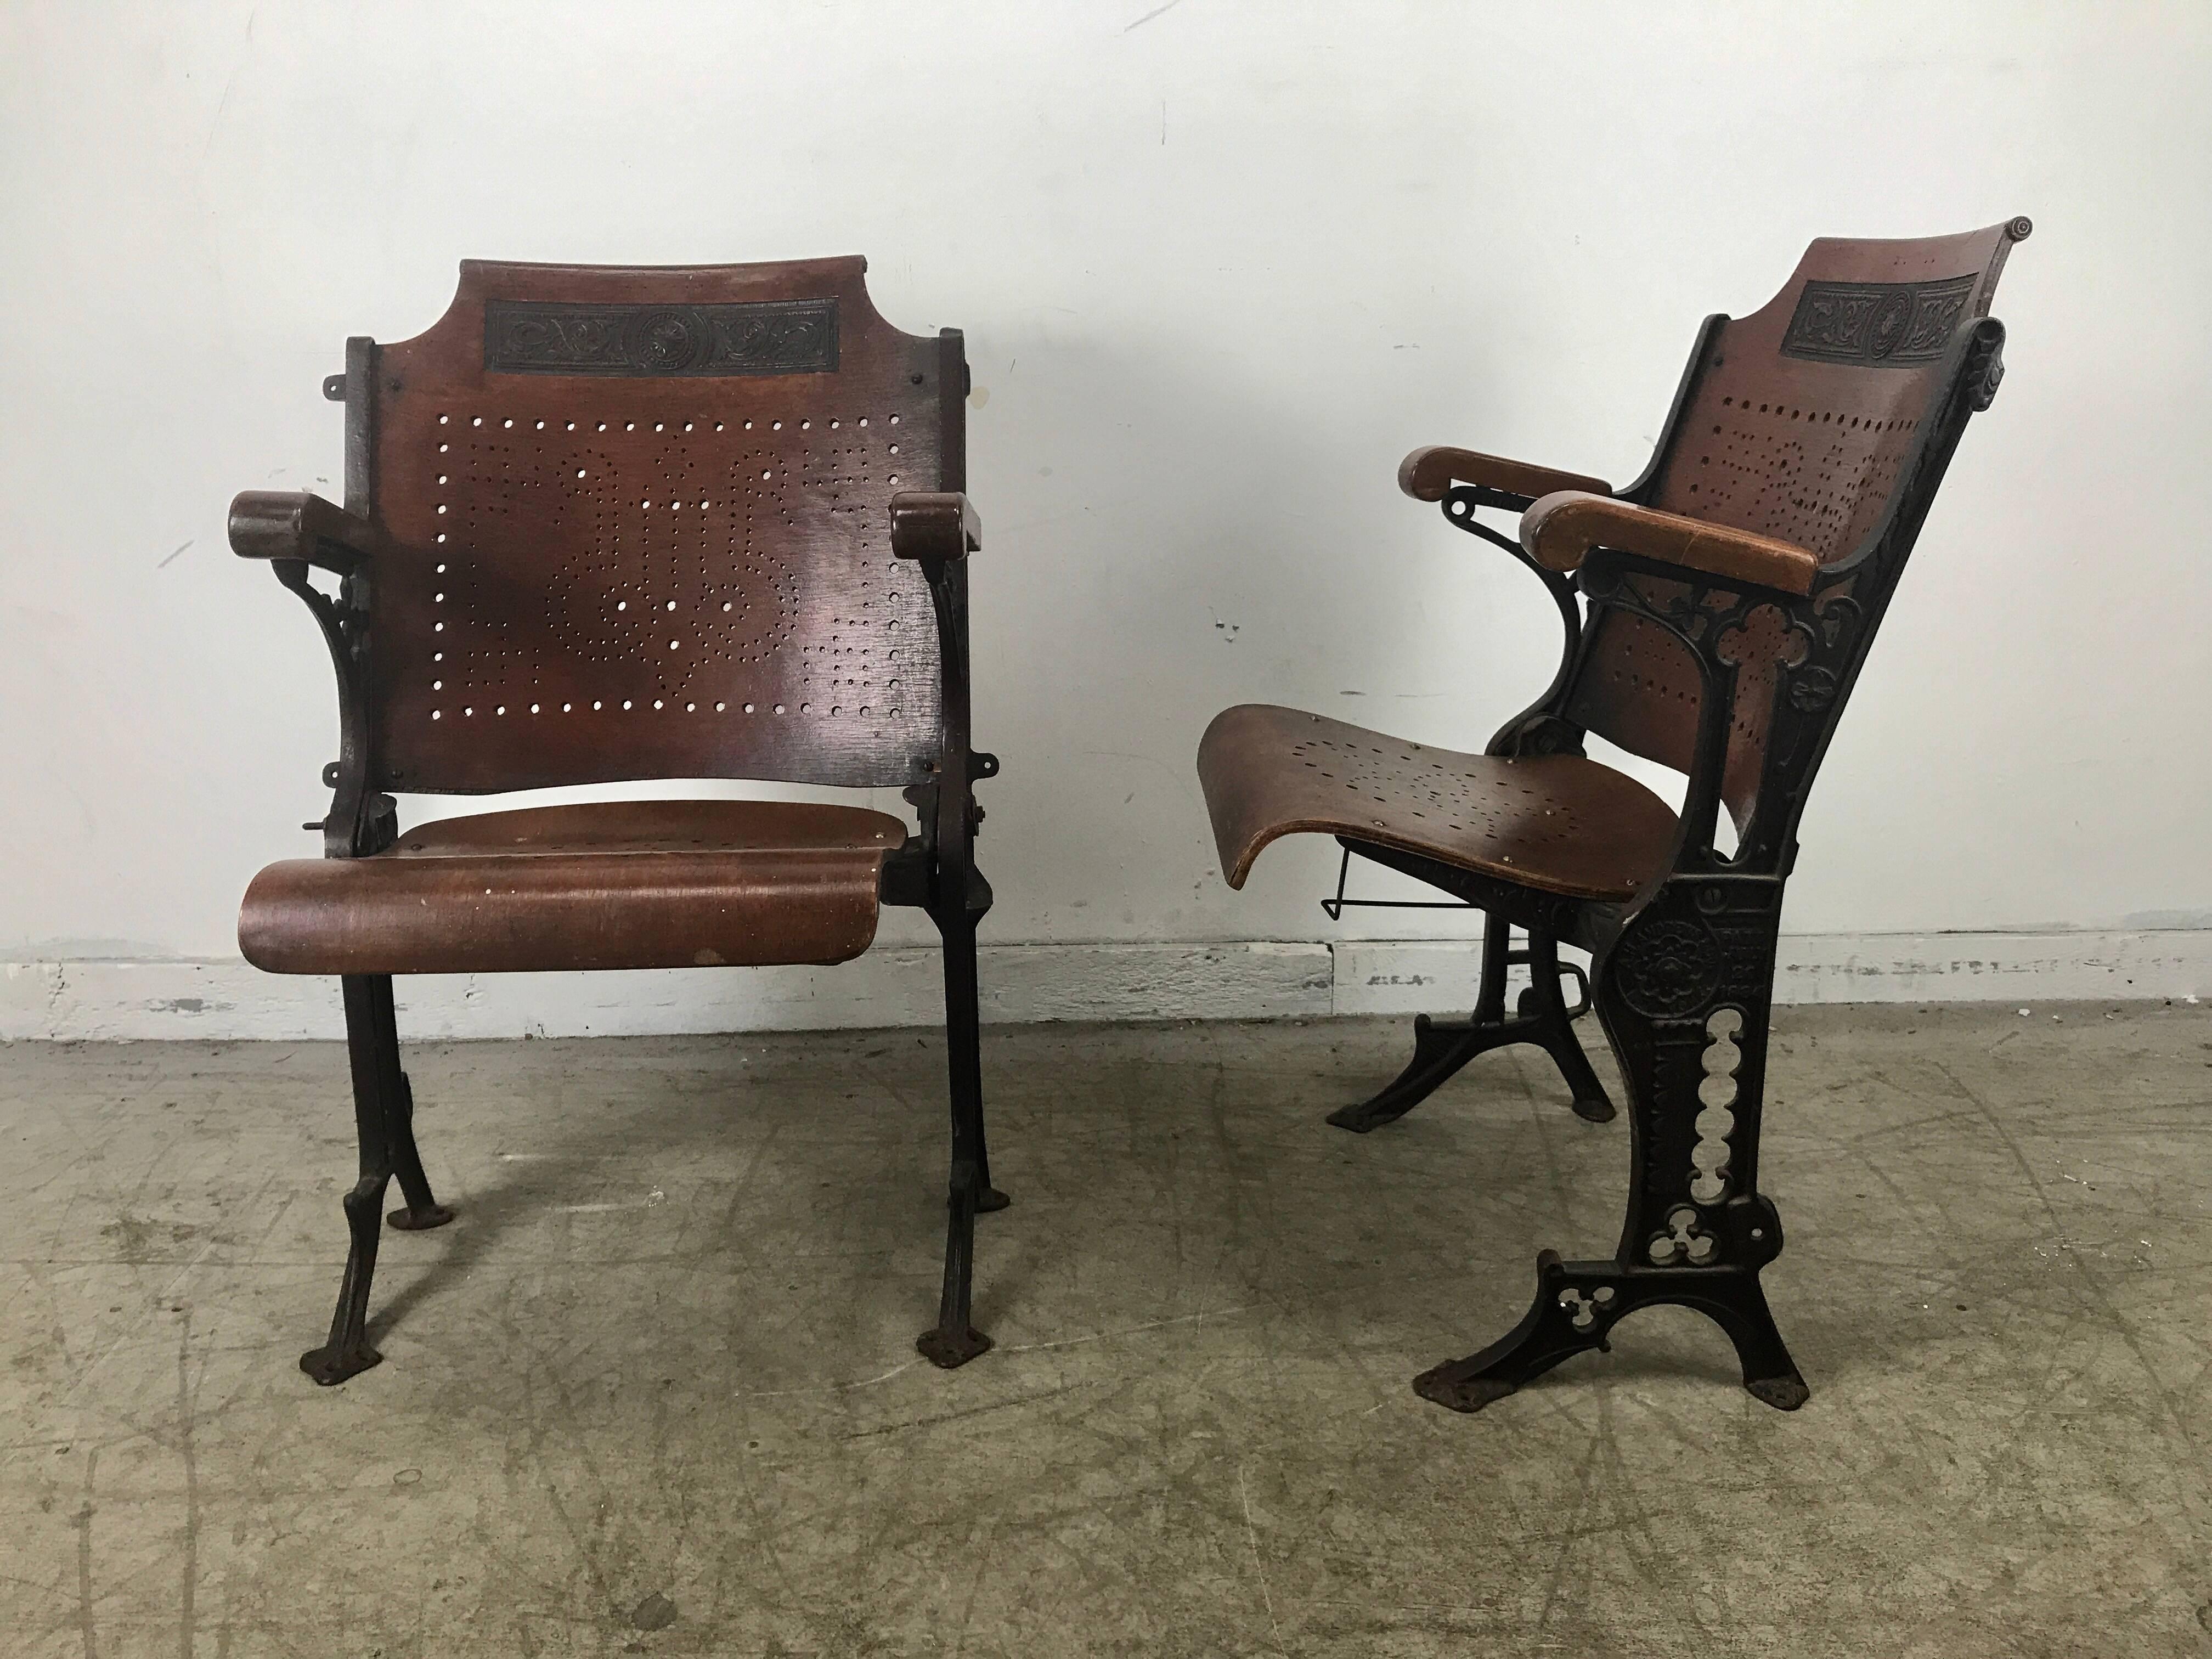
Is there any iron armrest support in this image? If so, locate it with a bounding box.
[890,492,980,563]
[234,493,388,858]
[894,501,997,926]
[1418,485,1592,759]
[1398,446,1613,512]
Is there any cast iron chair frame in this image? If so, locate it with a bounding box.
[1325,308,2012,1413]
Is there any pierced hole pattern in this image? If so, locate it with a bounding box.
[1568,297,1951,836]
[1216,708,1681,900]
[1274,734,1663,902]
[423,414,907,717]
[1559,1284,1618,1333]
[372,372,943,791]
[1663,398,1922,561]
[1289,737,1590,853]
[1690,1006,1743,1204]
[1647,1204,1719,1267]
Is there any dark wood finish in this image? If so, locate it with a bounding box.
[890,490,980,561]
[1196,219,2030,1417]
[1198,704,1675,901]
[368,257,947,795]
[232,257,1007,1384]
[1521,490,1821,595]
[1570,221,2025,831]
[229,490,377,572]
[1398,445,1611,505]
[240,800,905,975]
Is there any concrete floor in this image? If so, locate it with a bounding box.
[3,1003,2209,1657]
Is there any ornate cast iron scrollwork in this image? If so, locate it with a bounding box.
[1787,665,1838,712]
[1424,318,2016,1412]
[1610,919,1725,1020]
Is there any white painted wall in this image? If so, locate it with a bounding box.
[2,2,2207,1035]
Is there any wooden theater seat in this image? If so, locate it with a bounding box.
[1197,219,2032,1415]
[231,255,1009,1385]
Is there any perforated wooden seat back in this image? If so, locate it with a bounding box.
[1563,222,2028,828]
[357,257,962,794]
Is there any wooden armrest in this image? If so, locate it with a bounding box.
[1520,492,1821,596]
[1398,445,1612,505]
[889,492,979,561]
[229,491,375,573]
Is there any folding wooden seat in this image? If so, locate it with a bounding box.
[233,257,1007,1383]
[1198,221,2030,1412]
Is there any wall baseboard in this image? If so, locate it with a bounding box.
[2,930,2203,1042]
[1336,931,2212,1014]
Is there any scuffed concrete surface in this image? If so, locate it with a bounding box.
[2,1003,2208,1655]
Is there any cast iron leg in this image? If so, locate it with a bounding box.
[300,975,450,1386]
[366,975,452,1232]
[1519,931,1616,1125]
[1410,1239,1807,1414]
[1328,922,1512,1133]
[1409,889,1808,1415]
[1329,922,1611,1131]
[1324,1014,1497,1134]
[301,1173,392,1386]
[916,916,1006,1369]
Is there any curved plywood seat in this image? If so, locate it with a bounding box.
[240,799,905,975]
[1197,704,1678,901]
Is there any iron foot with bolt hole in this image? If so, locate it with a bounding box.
[1411,1248,1808,1414]
[915,1325,994,1368]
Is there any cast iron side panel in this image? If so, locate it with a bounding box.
[369,258,948,794]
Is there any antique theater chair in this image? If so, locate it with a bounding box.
[1198,221,2029,1412]
[232,258,1007,1383]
